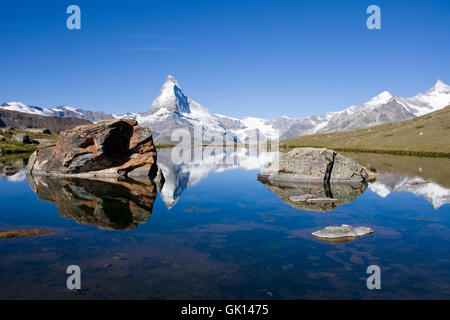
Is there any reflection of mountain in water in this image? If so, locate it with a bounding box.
[27,175,157,230]
[369,172,450,209]
[258,180,367,212]
[345,152,450,209]
[8,150,450,212]
[157,147,278,209]
[0,157,27,182]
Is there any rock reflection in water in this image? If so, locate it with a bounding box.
[258,179,367,212]
[26,175,158,230]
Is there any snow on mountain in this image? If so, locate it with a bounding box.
[395,79,450,116]
[0,101,56,116]
[2,78,449,142]
[343,91,393,115]
[118,75,235,142]
[119,76,449,142]
[0,102,114,123]
[212,80,449,142]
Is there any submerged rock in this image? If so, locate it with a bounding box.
[26,119,158,178]
[0,229,51,239]
[258,147,376,183]
[312,224,373,242]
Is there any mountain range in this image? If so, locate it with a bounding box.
[2,77,449,142]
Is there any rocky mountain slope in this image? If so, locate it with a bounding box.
[0,109,91,132]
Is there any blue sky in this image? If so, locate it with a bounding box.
[1,0,449,118]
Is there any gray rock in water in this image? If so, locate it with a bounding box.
[258,147,376,183]
[12,133,31,144]
[312,224,373,241]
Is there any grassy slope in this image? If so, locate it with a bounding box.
[281,105,450,157]
[0,129,57,154]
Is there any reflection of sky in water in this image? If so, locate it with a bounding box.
[0,151,449,299]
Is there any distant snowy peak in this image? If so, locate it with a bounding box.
[0,101,114,122]
[394,79,450,116]
[427,79,449,94]
[212,80,450,142]
[365,90,394,107]
[0,101,54,116]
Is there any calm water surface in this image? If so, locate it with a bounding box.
[0,149,449,299]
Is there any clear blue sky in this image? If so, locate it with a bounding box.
[1,0,449,118]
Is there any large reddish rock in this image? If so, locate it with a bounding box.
[26,119,159,178]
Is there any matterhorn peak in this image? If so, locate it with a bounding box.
[150,75,190,114]
[164,75,180,87]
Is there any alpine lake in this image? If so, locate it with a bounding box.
[0,147,449,299]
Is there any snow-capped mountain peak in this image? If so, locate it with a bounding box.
[150,75,190,114]
[115,76,234,142]
[427,79,449,94]
[366,90,393,106]
[342,90,393,115]
[164,75,180,87]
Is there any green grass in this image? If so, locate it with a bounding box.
[154,142,175,149]
[0,129,57,154]
[286,146,450,158]
[281,105,450,158]
[0,152,33,163]
[0,141,37,154]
